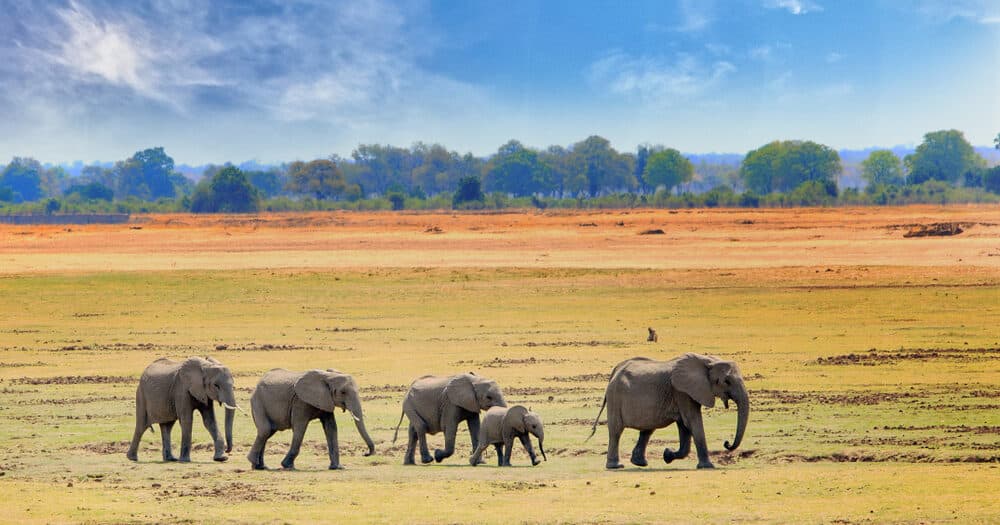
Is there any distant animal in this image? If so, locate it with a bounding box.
[246,368,375,470]
[589,353,749,469]
[126,356,239,463]
[392,373,506,465]
[647,327,658,342]
[470,405,546,466]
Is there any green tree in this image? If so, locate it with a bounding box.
[643,148,694,193]
[904,130,984,185]
[65,181,114,201]
[1,157,45,201]
[115,147,179,199]
[452,175,485,208]
[740,141,841,194]
[484,140,551,197]
[569,135,635,196]
[245,169,287,198]
[190,166,260,213]
[285,159,354,200]
[983,166,1000,194]
[860,150,904,188]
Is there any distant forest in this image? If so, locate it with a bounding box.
[2,130,1000,214]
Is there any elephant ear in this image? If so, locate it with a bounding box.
[294,370,336,412]
[672,353,715,408]
[445,374,480,413]
[708,360,734,386]
[180,358,209,405]
[502,406,528,441]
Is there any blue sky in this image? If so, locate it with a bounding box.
[1,0,998,164]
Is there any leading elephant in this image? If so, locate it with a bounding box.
[126,356,239,463]
[588,353,749,469]
[246,368,375,470]
[392,373,506,465]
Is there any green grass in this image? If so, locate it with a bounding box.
[0,267,998,523]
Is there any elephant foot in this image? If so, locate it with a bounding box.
[403,458,416,465]
[663,449,675,464]
[213,455,228,462]
[532,458,542,466]
[696,461,715,470]
[433,449,449,463]
[328,464,344,470]
[162,455,177,462]
[280,459,296,470]
[630,452,648,467]
[178,457,191,463]
[605,461,625,470]
[251,463,268,470]
[126,452,138,462]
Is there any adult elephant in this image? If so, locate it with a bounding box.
[588,353,749,470]
[126,356,239,463]
[392,373,506,465]
[246,369,375,470]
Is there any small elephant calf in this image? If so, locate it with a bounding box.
[470,405,546,467]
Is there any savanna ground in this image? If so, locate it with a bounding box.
[0,206,998,524]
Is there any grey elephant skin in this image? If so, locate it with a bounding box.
[246,368,375,470]
[392,373,506,464]
[589,353,749,469]
[126,356,239,463]
[470,405,546,467]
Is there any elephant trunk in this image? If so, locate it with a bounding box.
[220,385,238,453]
[724,383,749,451]
[538,436,547,462]
[347,396,376,457]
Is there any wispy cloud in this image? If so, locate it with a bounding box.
[588,51,736,103]
[910,0,1000,25]
[826,52,844,63]
[677,0,713,32]
[763,0,823,15]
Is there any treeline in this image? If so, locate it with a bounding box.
[2,130,999,214]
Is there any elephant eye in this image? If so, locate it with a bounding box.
[486,395,492,400]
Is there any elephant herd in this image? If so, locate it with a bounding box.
[126,353,749,471]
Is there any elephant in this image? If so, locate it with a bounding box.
[246,368,375,470]
[588,353,749,470]
[469,405,546,467]
[392,373,506,465]
[126,356,239,463]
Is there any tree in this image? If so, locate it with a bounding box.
[983,166,1000,194]
[452,176,484,208]
[643,148,693,193]
[285,159,354,200]
[740,140,841,194]
[190,166,260,213]
[860,150,904,188]
[65,181,114,201]
[245,168,287,198]
[115,147,179,200]
[1,157,45,201]
[904,130,983,185]
[569,135,635,196]
[484,140,551,197]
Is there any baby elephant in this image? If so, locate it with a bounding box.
[247,368,375,470]
[470,405,546,467]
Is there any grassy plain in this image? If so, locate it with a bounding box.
[0,206,998,524]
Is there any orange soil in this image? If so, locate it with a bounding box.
[1,206,999,273]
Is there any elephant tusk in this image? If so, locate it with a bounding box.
[222,403,245,414]
[351,413,362,422]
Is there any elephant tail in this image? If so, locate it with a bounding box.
[391,411,406,444]
[586,395,607,442]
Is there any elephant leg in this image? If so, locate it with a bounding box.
[247,426,275,470]
[281,418,309,470]
[519,433,540,466]
[469,442,487,466]
[198,406,227,462]
[159,421,177,462]
[434,416,460,463]
[320,414,342,470]
[127,413,146,462]
[493,443,504,466]
[467,416,486,465]
[684,410,714,469]
[404,424,418,465]
[178,409,194,462]
[605,417,626,469]
[630,429,653,467]
[501,437,514,467]
[664,420,691,464]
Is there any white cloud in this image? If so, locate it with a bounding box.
[910,0,1000,24]
[677,0,713,32]
[763,0,822,15]
[826,52,844,63]
[588,51,736,103]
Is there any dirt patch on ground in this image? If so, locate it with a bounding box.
[710,449,757,466]
[898,222,968,237]
[488,481,552,491]
[452,357,571,368]
[815,347,1000,365]
[542,373,608,383]
[754,389,921,405]
[521,340,626,348]
[12,375,134,385]
[0,361,49,368]
[771,451,1000,463]
[16,395,130,405]
[78,441,129,455]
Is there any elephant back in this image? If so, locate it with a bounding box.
[480,406,508,443]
